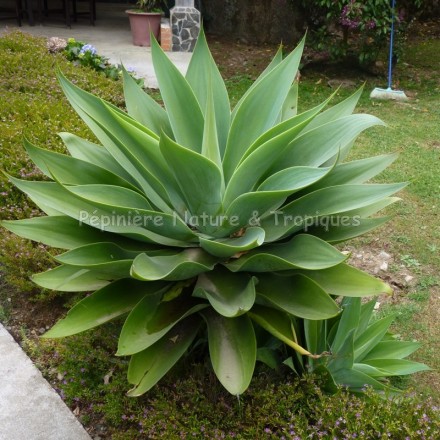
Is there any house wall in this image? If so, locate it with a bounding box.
[201,0,303,44]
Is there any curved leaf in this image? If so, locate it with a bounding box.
[256,274,340,320]
[54,242,144,277]
[223,37,305,181]
[281,81,299,120]
[43,279,168,338]
[24,138,139,193]
[224,98,332,206]
[59,132,138,186]
[203,310,256,395]
[6,176,195,246]
[270,114,385,172]
[362,359,430,376]
[151,37,204,150]
[0,216,146,251]
[131,249,219,281]
[118,294,206,356]
[194,268,256,317]
[32,265,112,292]
[362,341,421,361]
[122,65,172,138]
[304,86,364,132]
[127,318,201,396]
[225,234,347,272]
[186,27,230,155]
[159,132,223,221]
[261,183,407,242]
[291,263,393,297]
[354,315,396,362]
[199,227,265,258]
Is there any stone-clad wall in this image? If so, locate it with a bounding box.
[202,0,303,44]
[171,6,201,52]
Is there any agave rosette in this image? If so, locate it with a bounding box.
[2,32,408,395]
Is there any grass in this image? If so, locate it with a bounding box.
[0,27,439,437]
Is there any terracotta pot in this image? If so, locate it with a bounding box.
[126,11,162,47]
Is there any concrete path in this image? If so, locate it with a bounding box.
[0,2,192,88]
[0,323,91,440]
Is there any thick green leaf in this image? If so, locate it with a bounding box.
[199,227,265,258]
[328,329,355,372]
[232,45,283,119]
[127,318,201,396]
[356,299,376,336]
[59,132,138,186]
[248,305,313,356]
[240,94,335,164]
[203,310,256,395]
[57,72,176,213]
[307,217,390,244]
[331,368,390,392]
[362,359,430,376]
[261,183,406,241]
[258,166,331,192]
[118,294,206,356]
[0,216,142,250]
[159,133,223,221]
[186,28,230,155]
[331,298,361,353]
[256,274,340,320]
[281,81,299,120]
[43,279,168,338]
[256,347,280,370]
[224,99,331,206]
[303,154,399,192]
[223,37,305,181]
[270,114,385,172]
[32,265,112,292]
[291,263,393,297]
[24,138,139,193]
[54,242,143,277]
[304,86,363,132]
[362,341,421,361]
[194,268,256,317]
[122,65,172,137]
[151,37,204,150]
[7,176,195,246]
[220,167,332,234]
[354,315,396,362]
[225,234,347,272]
[131,249,219,281]
[55,242,144,265]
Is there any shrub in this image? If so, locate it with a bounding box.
[1,30,427,396]
[296,0,423,66]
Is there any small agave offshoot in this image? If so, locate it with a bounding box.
[1,30,429,396]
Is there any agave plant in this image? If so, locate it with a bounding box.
[284,297,430,393]
[2,31,419,396]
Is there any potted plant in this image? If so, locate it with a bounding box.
[126,0,166,47]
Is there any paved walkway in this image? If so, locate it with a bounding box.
[0,323,92,440]
[0,2,192,88]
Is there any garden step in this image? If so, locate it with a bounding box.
[0,323,91,440]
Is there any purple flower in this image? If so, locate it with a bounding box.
[79,44,97,56]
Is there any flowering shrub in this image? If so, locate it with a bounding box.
[297,0,418,66]
[62,38,142,84]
